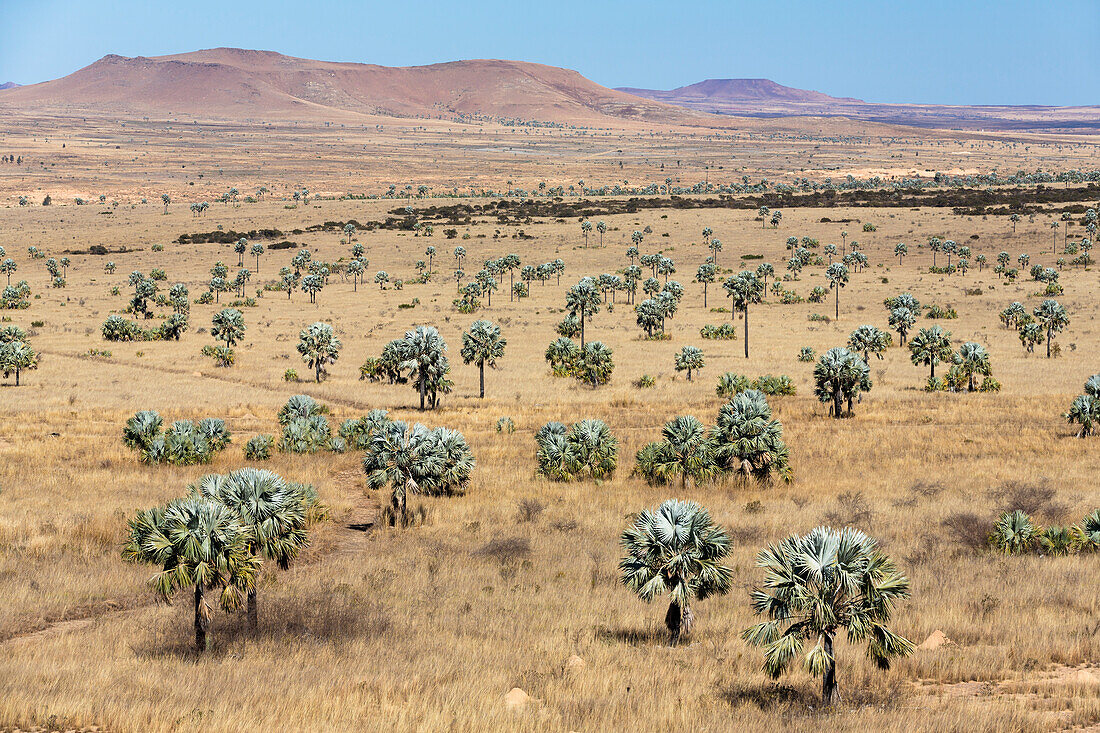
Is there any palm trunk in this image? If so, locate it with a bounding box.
[419,374,426,410]
[822,633,837,705]
[1046,328,1052,358]
[702,283,707,308]
[665,600,682,645]
[833,392,843,419]
[930,361,935,380]
[194,584,210,652]
[479,362,485,398]
[579,313,585,348]
[834,289,839,320]
[743,305,749,359]
[247,589,258,631]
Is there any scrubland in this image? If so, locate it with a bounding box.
[0,155,1099,731]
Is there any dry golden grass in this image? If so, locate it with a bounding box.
[1,160,1099,731]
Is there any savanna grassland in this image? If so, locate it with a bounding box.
[1,118,1100,733]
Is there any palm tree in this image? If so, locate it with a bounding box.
[596,220,607,246]
[674,345,705,381]
[953,342,991,392]
[909,325,953,380]
[1065,394,1098,437]
[211,308,245,348]
[813,347,871,418]
[888,307,916,346]
[636,416,714,489]
[575,341,614,387]
[363,422,439,525]
[250,242,264,272]
[191,469,311,629]
[234,238,247,267]
[580,219,592,247]
[566,277,602,348]
[710,390,791,483]
[758,205,769,229]
[296,322,342,382]
[723,271,763,358]
[460,319,507,398]
[0,340,37,386]
[1010,213,1020,232]
[122,497,259,652]
[1033,299,1068,359]
[825,263,849,320]
[742,526,914,705]
[894,242,907,264]
[619,499,732,645]
[695,263,716,307]
[847,325,892,362]
[401,325,450,410]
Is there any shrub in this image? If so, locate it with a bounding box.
[979,376,1002,392]
[991,510,1037,555]
[807,286,828,303]
[284,368,299,382]
[716,372,751,398]
[699,323,736,340]
[633,374,656,389]
[752,374,796,396]
[102,315,145,342]
[122,410,230,465]
[535,419,618,481]
[244,434,275,461]
[496,416,516,434]
[798,346,816,362]
[924,304,959,319]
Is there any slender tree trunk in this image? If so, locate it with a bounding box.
[419,374,426,410]
[833,392,843,419]
[665,600,682,645]
[822,633,837,705]
[835,289,840,320]
[1047,328,1052,358]
[194,585,210,653]
[479,362,485,398]
[247,589,258,631]
[580,313,585,348]
[743,306,749,359]
[930,361,935,380]
[702,283,707,308]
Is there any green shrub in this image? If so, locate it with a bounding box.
[244,434,275,461]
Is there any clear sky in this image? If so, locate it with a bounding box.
[1,0,1097,106]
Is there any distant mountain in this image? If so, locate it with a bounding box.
[0,82,20,90]
[0,48,709,126]
[617,78,1100,132]
[618,78,862,105]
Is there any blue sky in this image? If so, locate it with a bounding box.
[2,0,1097,105]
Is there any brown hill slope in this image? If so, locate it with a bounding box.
[0,48,708,125]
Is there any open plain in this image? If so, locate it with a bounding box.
[1,46,1100,733]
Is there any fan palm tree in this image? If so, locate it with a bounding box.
[641,416,714,489]
[742,526,913,705]
[847,325,892,363]
[211,308,245,348]
[363,421,441,525]
[565,277,602,348]
[825,263,849,320]
[953,342,991,392]
[695,263,716,307]
[0,340,38,386]
[1065,394,1099,437]
[710,390,791,483]
[674,345,705,381]
[813,347,871,418]
[1033,299,1068,359]
[908,325,953,380]
[723,271,763,358]
[619,499,732,645]
[888,307,916,346]
[580,219,592,247]
[400,326,451,408]
[191,469,312,629]
[296,322,342,382]
[460,319,507,398]
[122,497,259,652]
